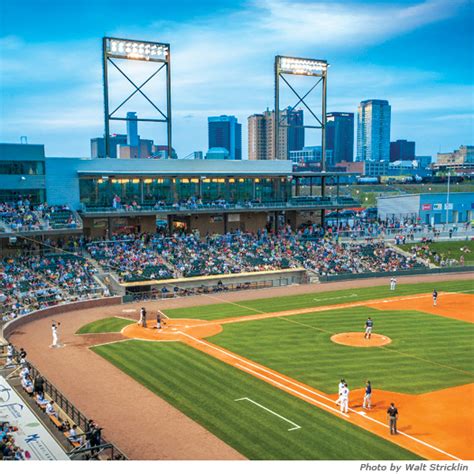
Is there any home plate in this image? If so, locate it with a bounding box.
[358,411,367,415]
[171,328,178,331]
[383,300,389,303]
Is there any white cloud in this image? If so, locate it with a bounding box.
[0,0,470,158]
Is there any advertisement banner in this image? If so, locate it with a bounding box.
[444,203,453,210]
[0,376,70,460]
[433,203,442,210]
[421,204,432,211]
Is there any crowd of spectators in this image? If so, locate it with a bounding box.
[0,253,103,323]
[87,238,174,282]
[80,227,423,283]
[109,195,275,213]
[0,198,79,232]
[405,241,471,267]
[0,421,25,460]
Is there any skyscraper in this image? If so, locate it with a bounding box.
[208,115,242,160]
[390,139,415,162]
[326,112,354,164]
[356,100,391,162]
[247,108,304,160]
[286,108,304,152]
[126,112,139,147]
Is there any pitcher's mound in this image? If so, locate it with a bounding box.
[331,332,392,347]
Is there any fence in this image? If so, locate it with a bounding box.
[319,265,474,283]
[14,358,127,460]
[122,278,288,303]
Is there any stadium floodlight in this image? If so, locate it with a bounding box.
[274,54,329,164]
[104,38,169,63]
[102,36,172,159]
[278,56,328,76]
[275,54,329,223]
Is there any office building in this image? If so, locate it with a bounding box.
[434,145,474,171]
[91,134,127,158]
[390,139,415,162]
[356,99,391,162]
[126,112,139,147]
[416,155,432,168]
[90,112,173,159]
[208,115,242,160]
[326,112,354,164]
[287,109,304,152]
[205,147,230,160]
[289,146,333,165]
[248,108,304,160]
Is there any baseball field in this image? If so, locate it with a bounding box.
[74,279,474,461]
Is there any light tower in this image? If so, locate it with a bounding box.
[274,55,328,164]
[274,55,329,223]
[102,37,172,158]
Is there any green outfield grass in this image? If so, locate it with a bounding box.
[82,279,473,460]
[208,306,474,394]
[163,280,473,321]
[92,340,421,460]
[399,241,474,266]
[76,316,133,334]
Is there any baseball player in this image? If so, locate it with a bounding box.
[392,278,397,290]
[364,317,373,339]
[7,343,14,358]
[363,380,372,409]
[389,277,395,290]
[340,383,349,414]
[432,289,438,306]
[335,378,346,405]
[139,307,147,328]
[51,321,61,348]
[156,310,166,330]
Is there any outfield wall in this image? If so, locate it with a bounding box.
[1,296,122,339]
[319,265,474,283]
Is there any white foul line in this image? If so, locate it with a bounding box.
[235,397,301,431]
[178,331,461,461]
[313,293,358,302]
[235,363,348,418]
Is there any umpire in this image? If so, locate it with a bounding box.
[387,402,399,435]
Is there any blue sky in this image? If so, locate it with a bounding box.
[0,0,473,159]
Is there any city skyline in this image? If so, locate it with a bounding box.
[0,0,473,159]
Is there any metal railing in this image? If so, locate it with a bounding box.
[81,197,358,215]
[12,357,127,460]
[122,278,296,302]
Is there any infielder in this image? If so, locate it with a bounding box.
[51,321,61,348]
[340,383,349,414]
[389,277,395,290]
[335,378,346,406]
[363,380,372,409]
[432,289,438,306]
[364,317,373,339]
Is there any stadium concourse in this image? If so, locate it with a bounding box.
[4,272,472,460]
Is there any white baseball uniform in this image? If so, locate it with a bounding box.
[336,381,345,405]
[52,324,59,347]
[340,387,349,414]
